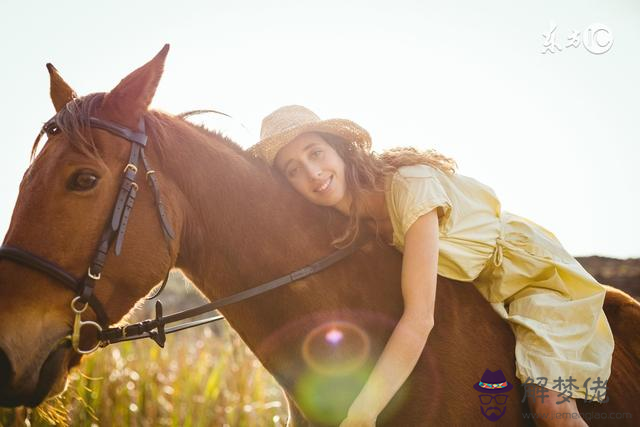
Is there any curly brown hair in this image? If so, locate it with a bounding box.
[315,132,458,248]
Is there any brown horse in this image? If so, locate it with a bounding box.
[0,45,638,426]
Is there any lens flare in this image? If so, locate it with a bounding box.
[325,328,343,344]
[295,364,371,425]
[301,320,370,376]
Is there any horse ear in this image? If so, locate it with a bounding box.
[102,44,170,126]
[47,63,77,112]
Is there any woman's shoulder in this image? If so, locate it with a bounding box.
[387,164,448,198]
[394,164,442,180]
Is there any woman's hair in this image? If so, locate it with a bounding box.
[316,132,458,248]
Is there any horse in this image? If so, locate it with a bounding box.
[0,44,638,426]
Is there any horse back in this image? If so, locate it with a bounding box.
[578,286,640,426]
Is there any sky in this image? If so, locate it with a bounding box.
[0,0,638,258]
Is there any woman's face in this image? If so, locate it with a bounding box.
[274,132,349,210]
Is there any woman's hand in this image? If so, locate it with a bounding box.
[339,412,376,427]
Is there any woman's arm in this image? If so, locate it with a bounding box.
[343,208,440,422]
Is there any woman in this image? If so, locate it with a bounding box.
[249,105,615,427]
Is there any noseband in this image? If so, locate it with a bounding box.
[0,109,366,354]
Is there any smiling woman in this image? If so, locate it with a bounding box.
[249,104,634,426]
[275,133,350,212]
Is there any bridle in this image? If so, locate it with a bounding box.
[0,111,175,353]
[0,108,365,354]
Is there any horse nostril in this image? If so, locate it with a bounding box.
[0,346,15,389]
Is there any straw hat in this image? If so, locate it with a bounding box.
[249,105,372,166]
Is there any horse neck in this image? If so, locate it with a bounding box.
[144,117,409,400]
[151,117,338,301]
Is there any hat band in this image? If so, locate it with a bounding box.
[478,381,508,389]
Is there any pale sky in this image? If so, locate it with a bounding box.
[1,0,638,258]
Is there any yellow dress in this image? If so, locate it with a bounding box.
[385,164,615,400]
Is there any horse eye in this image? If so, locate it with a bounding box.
[44,122,60,135]
[67,172,99,191]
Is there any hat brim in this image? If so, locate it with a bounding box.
[249,118,372,166]
[473,383,514,394]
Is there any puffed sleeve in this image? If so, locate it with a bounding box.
[390,165,453,236]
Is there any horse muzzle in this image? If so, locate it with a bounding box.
[0,338,71,408]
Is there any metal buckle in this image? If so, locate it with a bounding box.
[69,296,103,354]
[123,163,138,174]
[87,267,101,280]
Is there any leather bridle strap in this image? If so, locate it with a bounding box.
[0,245,109,325]
[88,117,148,146]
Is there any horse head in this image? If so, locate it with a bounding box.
[0,45,184,406]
